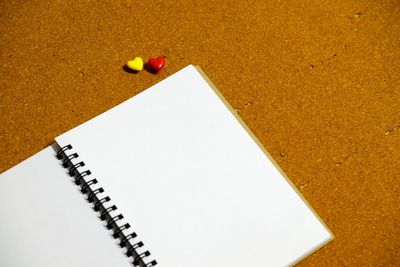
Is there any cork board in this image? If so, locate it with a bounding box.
[0,0,399,266]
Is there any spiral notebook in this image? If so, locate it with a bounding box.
[0,65,332,267]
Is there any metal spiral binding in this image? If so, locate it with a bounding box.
[57,145,157,267]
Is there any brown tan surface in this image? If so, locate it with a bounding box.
[1,0,399,266]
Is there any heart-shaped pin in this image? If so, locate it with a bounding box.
[127,57,144,71]
[147,56,166,72]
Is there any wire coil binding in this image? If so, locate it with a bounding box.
[57,144,157,267]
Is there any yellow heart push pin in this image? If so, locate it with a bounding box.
[127,57,144,72]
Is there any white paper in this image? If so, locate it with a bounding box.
[56,65,332,266]
[0,145,132,267]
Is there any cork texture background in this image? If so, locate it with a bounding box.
[1,0,399,265]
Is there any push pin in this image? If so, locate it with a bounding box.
[147,56,166,72]
[126,57,144,72]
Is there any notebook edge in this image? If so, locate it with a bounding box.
[193,65,334,264]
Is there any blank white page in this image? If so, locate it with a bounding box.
[56,65,332,267]
[0,145,133,267]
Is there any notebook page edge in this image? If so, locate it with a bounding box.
[193,65,334,262]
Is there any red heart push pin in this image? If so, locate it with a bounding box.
[147,56,166,72]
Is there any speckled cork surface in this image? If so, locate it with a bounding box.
[1,0,399,265]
